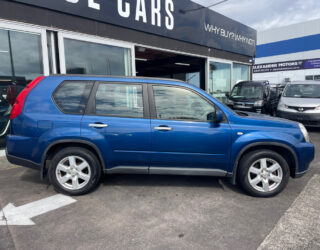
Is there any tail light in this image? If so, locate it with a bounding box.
[10,76,45,120]
[7,85,16,106]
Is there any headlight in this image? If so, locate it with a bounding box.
[254,100,264,107]
[227,99,234,105]
[299,123,310,142]
[278,102,288,109]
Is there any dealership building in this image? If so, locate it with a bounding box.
[0,0,256,97]
[253,18,320,83]
[0,0,256,145]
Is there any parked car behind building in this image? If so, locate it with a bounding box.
[226,81,280,115]
[277,81,320,127]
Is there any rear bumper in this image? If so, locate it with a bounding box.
[277,110,320,127]
[6,153,41,171]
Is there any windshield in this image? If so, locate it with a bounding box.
[283,84,320,98]
[231,85,263,99]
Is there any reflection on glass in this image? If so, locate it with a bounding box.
[95,84,143,118]
[54,81,93,114]
[0,28,44,148]
[64,38,131,76]
[153,86,215,121]
[233,63,249,86]
[0,30,12,77]
[10,31,43,82]
[209,62,231,103]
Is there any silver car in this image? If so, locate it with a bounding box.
[277,81,320,127]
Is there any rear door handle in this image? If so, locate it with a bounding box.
[154,126,173,131]
[89,123,108,128]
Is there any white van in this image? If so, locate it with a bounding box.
[277,81,320,127]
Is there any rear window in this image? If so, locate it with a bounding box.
[53,81,93,114]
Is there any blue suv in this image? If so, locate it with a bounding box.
[6,75,315,197]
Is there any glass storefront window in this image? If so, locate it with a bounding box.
[233,63,249,86]
[0,29,43,82]
[209,62,231,103]
[0,28,44,148]
[0,30,12,77]
[64,38,132,76]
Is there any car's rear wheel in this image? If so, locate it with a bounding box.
[238,150,290,197]
[49,147,101,195]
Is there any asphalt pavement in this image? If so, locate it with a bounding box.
[0,128,319,250]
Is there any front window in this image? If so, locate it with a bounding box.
[283,84,320,98]
[153,86,215,121]
[231,84,263,99]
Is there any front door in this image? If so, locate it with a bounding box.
[81,82,151,172]
[149,85,232,173]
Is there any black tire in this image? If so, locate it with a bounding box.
[238,150,290,197]
[49,147,101,196]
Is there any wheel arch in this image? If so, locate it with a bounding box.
[231,142,298,185]
[41,139,105,179]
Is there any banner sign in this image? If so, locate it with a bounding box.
[253,58,320,73]
[10,0,257,57]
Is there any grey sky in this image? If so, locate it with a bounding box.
[192,0,320,31]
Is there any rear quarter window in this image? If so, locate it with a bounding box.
[53,81,93,114]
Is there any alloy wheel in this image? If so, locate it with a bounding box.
[56,156,91,190]
[248,158,283,193]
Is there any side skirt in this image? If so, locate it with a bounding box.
[104,166,230,177]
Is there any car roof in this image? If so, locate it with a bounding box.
[50,74,185,84]
[287,81,320,85]
[236,81,269,86]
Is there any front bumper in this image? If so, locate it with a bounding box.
[277,110,320,127]
[294,142,315,178]
[228,104,263,113]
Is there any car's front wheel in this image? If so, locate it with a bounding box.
[238,150,290,197]
[49,147,101,195]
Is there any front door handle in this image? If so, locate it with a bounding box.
[89,123,108,128]
[154,126,173,131]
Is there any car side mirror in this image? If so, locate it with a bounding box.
[225,93,230,98]
[207,110,224,123]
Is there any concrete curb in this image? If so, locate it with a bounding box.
[258,174,320,250]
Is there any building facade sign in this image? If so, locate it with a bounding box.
[10,0,256,56]
[253,58,320,73]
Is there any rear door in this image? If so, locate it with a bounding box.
[149,84,232,174]
[81,82,151,172]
